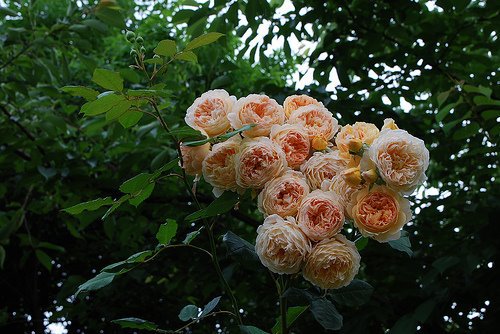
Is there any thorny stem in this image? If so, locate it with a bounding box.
[149,99,243,325]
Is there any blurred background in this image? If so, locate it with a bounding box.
[0,0,499,333]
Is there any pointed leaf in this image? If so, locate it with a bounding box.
[63,197,114,215]
[154,39,177,56]
[186,32,224,50]
[111,318,158,330]
[92,68,123,91]
[156,219,178,245]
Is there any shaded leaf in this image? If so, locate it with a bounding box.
[92,68,123,91]
[179,305,199,321]
[200,296,221,317]
[240,325,269,334]
[63,197,114,215]
[310,298,343,331]
[222,231,260,267]
[61,86,99,101]
[272,306,308,334]
[329,279,373,307]
[111,317,158,330]
[388,231,413,257]
[175,51,198,63]
[35,250,52,271]
[76,271,115,295]
[156,219,178,245]
[185,191,238,222]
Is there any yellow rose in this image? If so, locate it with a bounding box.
[303,234,361,289]
[255,214,312,274]
[270,124,310,169]
[185,89,236,137]
[300,151,349,189]
[235,137,287,189]
[366,129,429,195]
[258,170,310,217]
[202,136,240,197]
[348,185,412,242]
[283,94,324,118]
[228,94,285,137]
[288,104,339,141]
[335,122,379,155]
[297,190,344,242]
[180,143,210,176]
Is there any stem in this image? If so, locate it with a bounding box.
[150,99,243,325]
[279,275,288,334]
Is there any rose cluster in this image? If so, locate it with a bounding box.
[181,89,429,290]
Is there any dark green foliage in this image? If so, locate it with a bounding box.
[1,0,498,333]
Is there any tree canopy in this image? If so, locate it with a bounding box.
[0,0,498,333]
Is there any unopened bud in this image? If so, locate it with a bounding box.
[312,136,328,151]
[382,118,398,130]
[347,138,363,153]
[347,155,361,168]
[140,46,146,53]
[136,36,144,45]
[342,167,362,187]
[362,169,378,184]
[130,48,138,57]
[125,30,136,42]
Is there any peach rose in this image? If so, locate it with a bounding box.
[258,170,310,217]
[202,136,240,197]
[303,234,361,289]
[296,190,344,242]
[235,137,287,189]
[382,118,399,130]
[270,124,310,169]
[321,175,366,217]
[228,94,285,137]
[185,89,236,137]
[366,129,429,195]
[283,95,324,118]
[288,104,339,141]
[255,214,312,274]
[300,151,349,189]
[335,122,379,155]
[180,143,210,176]
[348,185,412,242]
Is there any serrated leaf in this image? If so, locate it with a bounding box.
[118,110,143,128]
[179,305,199,321]
[329,279,374,307]
[186,32,224,50]
[61,86,99,101]
[175,51,197,63]
[81,93,125,116]
[185,191,238,222]
[63,197,114,215]
[129,182,154,207]
[92,68,123,91]
[310,298,343,331]
[105,100,133,121]
[154,39,177,56]
[35,250,52,271]
[156,219,177,245]
[111,318,158,330]
[119,173,152,194]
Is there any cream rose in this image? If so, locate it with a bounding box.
[202,136,240,197]
[228,94,285,137]
[366,129,429,194]
[270,124,310,169]
[255,214,312,274]
[335,122,379,155]
[303,234,361,289]
[321,175,366,217]
[296,190,344,242]
[185,89,236,137]
[258,170,310,217]
[288,104,339,141]
[283,95,324,118]
[180,143,210,176]
[348,185,412,242]
[300,150,349,189]
[235,137,287,189]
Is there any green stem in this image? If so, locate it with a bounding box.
[279,275,288,334]
[150,100,243,325]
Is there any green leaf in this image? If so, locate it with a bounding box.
[185,191,238,222]
[436,90,451,107]
[63,197,114,215]
[200,296,221,317]
[481,109,500,120]
[38,242,65,253]
[452,122,480,140]
[474,95,500,106]
[92,68,123,91]
[0,245,5,269]
[310,298,343,331]
[76,271,115,295]
[61,86,99,101]
[389,314,417,334]
[183,124,254,147]
[156,219,178,245]
[95,6,125,28]
[175,51,198,63]
[272,306,308,334]
[102,194,130,220]
[240,325,269,334]
[144,58,164,65]
[129,182,155,207]
[329,279,374,307]
[0,6,18,17]
[388,231,413,257]
[186,32,224,50]
[462,84,492,98]
[210,75,232,89]
[154,39,177,56]
[35,250,52,271]
[414,299,436,322]
[179,305,199,321]
[111,318,158,330]
[118,110,143,128]
[183,230,201,244]
[169,126,207,141]
[355,237,368,251]
[435,101,458,123]
[153,158,180,177]
[119,173,152,194]
[81,93,125,116]
[37,166,57,180]
[432,256,460,273]
[105,100,133,121]
[101,250,153,274]
[222,231,260,267]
